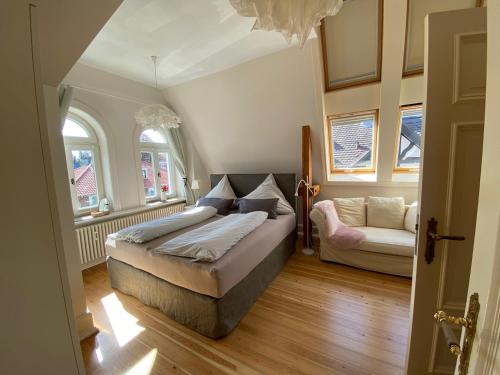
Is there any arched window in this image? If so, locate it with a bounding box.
[138,129,175,201]
[62,116,105,214]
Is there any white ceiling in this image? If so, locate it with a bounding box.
[79,0,311,88]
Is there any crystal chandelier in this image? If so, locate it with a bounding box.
[135,56,181,130]
[230,0,343,47]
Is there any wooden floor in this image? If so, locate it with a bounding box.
[81,247,412,375]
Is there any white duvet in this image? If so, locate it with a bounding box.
[153,211,268,262]
[111,206,217,243]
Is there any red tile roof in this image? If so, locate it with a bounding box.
[74,164,97,197]
[332,123,373,169]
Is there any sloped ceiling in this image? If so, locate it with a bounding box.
[79,0,309,88]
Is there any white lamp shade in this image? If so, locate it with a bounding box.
[230,0,343,47]
[191,179,200,190]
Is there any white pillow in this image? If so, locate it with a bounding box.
[205,175,237,199]
[404,201,418,233]
[333,197,366,227]
[243,174,294,215]
[367,196,406,229]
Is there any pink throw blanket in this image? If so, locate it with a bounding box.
[313,200,365,250]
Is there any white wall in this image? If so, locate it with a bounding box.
[63,63,189,211]
[164,42,318,195]
[0,1,97,373]
[44,85,97,343]
[37,0,123,86]
[163,1,421,205]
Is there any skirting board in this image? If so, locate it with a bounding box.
[76,311,98,341]
[297,223,319,238]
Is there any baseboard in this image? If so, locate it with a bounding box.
[76,311,98,341]
[297,223,319,239]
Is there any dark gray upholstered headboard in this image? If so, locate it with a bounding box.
[210,174,297,212]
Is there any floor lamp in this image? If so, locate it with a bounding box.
[191,179,200,202]
[295,177,315,255]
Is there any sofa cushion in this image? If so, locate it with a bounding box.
[367,196,405,229]
[404,201,418,233]
[333,197,366,227]
[355,227,415,257]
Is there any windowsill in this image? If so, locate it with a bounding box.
[74,198,186,228]
[392,173,419,183]
[328,173,377,183]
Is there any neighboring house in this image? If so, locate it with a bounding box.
[332,121,373,169]
[332,114,422,169]
[141,153,156,196]
[141,149,170,196]
[398,114,422,166]
[73,164,97,207]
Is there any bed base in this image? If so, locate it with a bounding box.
[107,231,296,339]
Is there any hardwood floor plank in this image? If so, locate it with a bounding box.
[81,248,411,374]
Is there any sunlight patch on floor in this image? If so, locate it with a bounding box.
[101,292,145,347]
[124,349,158,375]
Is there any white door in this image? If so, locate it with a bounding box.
[406,7,487,375]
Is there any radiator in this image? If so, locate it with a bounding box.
[76,202,185,269]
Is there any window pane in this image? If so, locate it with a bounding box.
[141,151,157,198]
[331,115,375,170]
[396,107,422,169]
[72,150,98,209]
[139,129,166,144]
[158,152,171,194]
[63,119,89,138]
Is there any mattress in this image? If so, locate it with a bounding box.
[106,214,296,298]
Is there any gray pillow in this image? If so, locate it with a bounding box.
[196,197,234,215]
[238,198,278,219]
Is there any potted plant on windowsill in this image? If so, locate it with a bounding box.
[160,185,168,202]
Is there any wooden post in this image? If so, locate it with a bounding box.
[301,125,320,249]
[301,126,312,248]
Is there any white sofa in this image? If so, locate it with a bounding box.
[309,199,416,277]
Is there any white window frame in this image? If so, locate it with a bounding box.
[136,129,176,203]
[326,109,379,174]
[393,104,423,173]
[63,114,105,216]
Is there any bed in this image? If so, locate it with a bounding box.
[106,173,297,338]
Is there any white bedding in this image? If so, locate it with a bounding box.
[106,214,296,297]
[243,174,294,215]
[154,211,268,262]
[111,206,217,243]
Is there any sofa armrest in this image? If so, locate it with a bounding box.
[309,208,325,236]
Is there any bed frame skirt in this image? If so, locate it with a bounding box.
[107,231,296,338]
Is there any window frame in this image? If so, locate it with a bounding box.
[137,129,176,203]
[393,103,423,173]
[320,0,384,92]
[63,114,105,215]
[326,109,379,174]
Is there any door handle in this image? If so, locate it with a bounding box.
[430,233,466,241]
[433,293,479,375]
[425,217,466,264]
